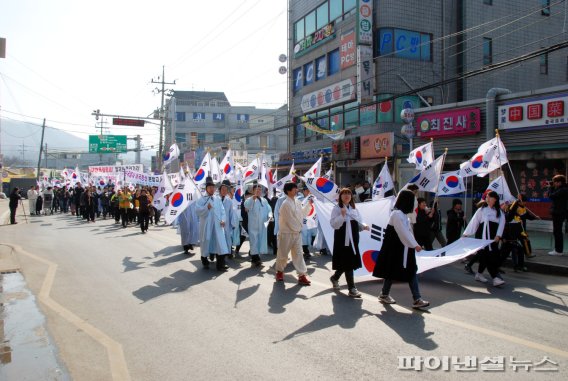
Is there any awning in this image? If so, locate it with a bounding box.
[336,159,383,169]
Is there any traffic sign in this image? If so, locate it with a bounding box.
[89,135,127,153]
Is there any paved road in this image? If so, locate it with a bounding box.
[1,206,567,380]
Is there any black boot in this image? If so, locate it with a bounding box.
[251,254,262,268]
[216,255,229,271]
[209,254,216,262]
[201,256,210,269]
[303,245,311,262]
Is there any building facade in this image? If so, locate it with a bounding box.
[283,0,568,187]
[165,91,288,169]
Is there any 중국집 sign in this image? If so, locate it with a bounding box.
[498,94,568,130]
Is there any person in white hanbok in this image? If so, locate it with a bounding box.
[27,186,38,215]
[219,181,237,257]
[195,179,230,271]
[244,184,273,267]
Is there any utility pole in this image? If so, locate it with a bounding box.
[44,143,48,169]
[36,118,46,180]
[127,135,142,164]
[151,66,176,170]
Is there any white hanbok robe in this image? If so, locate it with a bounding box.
[273,195,286,236]
[177,203,198,246]
[244,196,272,255]
[220,196,236,250]
[27,189,38,213]
[196,195,229,257]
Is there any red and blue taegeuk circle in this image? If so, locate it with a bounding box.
[223,163,232,174]
[416,150,423,164]
[375,177,383,189]
[194,168,205,182]
[99,180,105,186]
[163,152,171,161]
[315,178,334,193]
[445,175,459,188]
[171,192,184,207]
[362,250,380,272]
[471,155,484,169]
[235,188,242,202]
[409,173,421,184]
[244,170,254,178]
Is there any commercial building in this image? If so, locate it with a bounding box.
[283,0,568,190]
[164,91,288,169]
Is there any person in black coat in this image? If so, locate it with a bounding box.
[373,190,430,308]
[9,187,21,224]
[548,174,568,255]
[414,197,433,250]
[446,199,466,244]
[329,188,369,298]
[373,190,429,309]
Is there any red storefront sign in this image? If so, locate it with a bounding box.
[416,107,481,138]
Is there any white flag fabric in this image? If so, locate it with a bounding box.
[242,157,261,184]
[153,170,174,211]
[407,142,434,170]
[164,176,201,224]
[273,173,294,191]
[70,166,80,186]
[459,137,508,177]
[301,196,318,229]
[163,143,180,167]
[210,156,221,183]
[305,157,322,178]
[302,176,340,202]
[372,162,394,200]
[219,149,235,182]
[257,155,270,190]
[405,153,445,193]
[438,170,465,196]
[314,198,493,276]
[233,171,244,211]
[485,175,516,204]
[193,152,212,185]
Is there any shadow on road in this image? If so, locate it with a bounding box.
[122,256,144,272]
[267,282,309,314]
[153,245,180,257]
[275,294,374,343]
[376,304,437,350]
[151,253,190,267]
[229,267,266,308]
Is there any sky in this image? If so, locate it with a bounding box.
[0,0,288,155]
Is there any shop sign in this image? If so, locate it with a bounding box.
[416,107,481,138]
[294,22,335,57]
[340,29,356,70]
[357,0,373,45]
[498,94,568,130]
[301,77,356,113]
[357,45,374,104]
[359,132,394,159]
[332,137,358,160]
[279,148,331,164]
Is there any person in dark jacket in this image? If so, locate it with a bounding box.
[9,187,21,224]
[548,174,567,255]
[137,188,152,233]
[373,190,429,309]
[446,199,466,244]
[414,197,433,250]
[329,188,369,298]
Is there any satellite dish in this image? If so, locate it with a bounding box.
[278,66,287,75]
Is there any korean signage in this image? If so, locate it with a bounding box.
[357,0,373,45]
[359,132,394,159]
[340,29,356,70]
[331,137,359,160]
[301,78,356,113]
[88,164,144,176]
[213,113,225,122]
[193,112,206,121]
[88,135,127,153]
[357,46,374,105]
[416,108,481,138]
[294,22,335,57]
[498,94,568,130]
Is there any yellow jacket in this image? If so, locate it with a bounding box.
[118,192,132,209]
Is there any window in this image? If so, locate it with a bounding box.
[213,134,225,143]
[330,106,344,131]
[328,49,340,75]
[540,51,549,74]
[175,133,187,143]
[294,118,304,143]
[305,113,316,137]
[176,112,186,122]
[542,0,551,16]
[316,2,329,29]
[293,67,303,93]
[260,135,268,149]
[483,37,493,65]
[317,110,329,130]
[483,0,492,5]
[315,55,327,81]
[305,11,316,36]
[376,28,432,61]
[197,133,206,145]
[360,103,377,126]
[209,100,217,107]
[329,0,342,21]
[304,62,314,86]
[294,20,304,43]
[344,101,359,129]
[344,0,356,13]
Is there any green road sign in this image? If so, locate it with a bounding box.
[89,135,127,153]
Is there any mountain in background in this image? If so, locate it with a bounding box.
[0,119,152,168]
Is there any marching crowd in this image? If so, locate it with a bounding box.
[6,173,568,309]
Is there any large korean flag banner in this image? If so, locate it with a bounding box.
[164,177,201,224]
[315,198,493,276]
[407,142,434,170]
[194,152,211,186]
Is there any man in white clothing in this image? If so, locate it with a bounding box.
[27,186,38,215]
[275,182,312,285]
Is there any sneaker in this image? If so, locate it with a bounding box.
[330,276,340,290]
[464,264,474,275]
[378,294,396,304]
[275,271,284,282]
[475,273,488,283]
[413,299,430,309]
[298,274,311,286]
[348,288,362,298]
[493,277,505,287]
[521,266,528,272]
[547,251,562,256]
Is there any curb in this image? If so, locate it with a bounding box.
[502,257,568,277]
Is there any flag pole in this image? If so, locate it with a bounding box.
[495,129,520,198]
[433,148,448,205]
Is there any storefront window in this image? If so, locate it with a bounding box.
[344,101,359,129]
[330,106,343,131]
